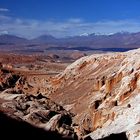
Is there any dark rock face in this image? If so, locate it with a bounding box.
[0,68,20,91]
[0,112,74,140]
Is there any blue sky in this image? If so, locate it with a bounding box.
[0,0,140,38]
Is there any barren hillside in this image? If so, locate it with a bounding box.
[48,48,140,139]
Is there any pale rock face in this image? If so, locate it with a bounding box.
[126,125,140,140]
[89,92,140,139]
[44,114,61,131]
[48,48,140,139]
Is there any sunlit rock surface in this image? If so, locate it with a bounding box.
[48,48,140,139]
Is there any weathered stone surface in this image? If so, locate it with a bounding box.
[48,48,140,139]
[0,93,75,139]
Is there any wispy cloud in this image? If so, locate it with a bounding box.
[0,8,9,12]
[0,13,140,38]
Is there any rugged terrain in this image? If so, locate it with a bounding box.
[48,48,140,139]
[0,66,77,139]
[1,32,140,50]
[0,48,140,139]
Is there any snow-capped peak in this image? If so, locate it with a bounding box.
[79,33,90,36]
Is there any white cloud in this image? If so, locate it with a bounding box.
[0,15,11,21]
[0,14,140,38]
[0,8,9,12]
[67,18,83,23]
[0,30,9,35]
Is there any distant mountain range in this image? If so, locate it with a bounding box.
[0,32,140,51]
[31,35,57,44]
[0,34,29,45]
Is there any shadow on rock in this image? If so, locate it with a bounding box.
[0,111,76,140]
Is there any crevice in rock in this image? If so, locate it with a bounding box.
[127,104,131,108]
[58,114,72,126]
[94,100,102,109]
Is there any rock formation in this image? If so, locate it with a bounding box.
[48,48,140,139]
[0,67,77,139]
[1,93,76,138]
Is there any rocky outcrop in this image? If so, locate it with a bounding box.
[47,48,140,140]
[0,111,75,140]
[0,62,78,139]
[0,93,76,139]
[0,68,20,91]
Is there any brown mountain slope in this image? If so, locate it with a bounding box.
[48,48,140,139]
